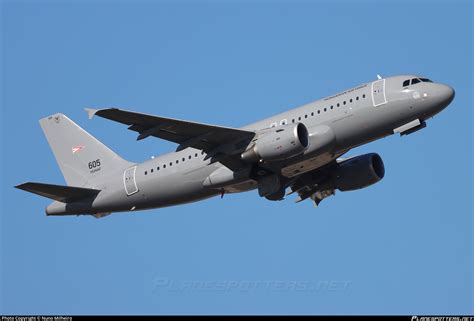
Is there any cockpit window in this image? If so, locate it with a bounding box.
[403,77,432,87]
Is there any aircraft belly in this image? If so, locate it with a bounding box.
[132,164,219,209]
[280,152,338,178]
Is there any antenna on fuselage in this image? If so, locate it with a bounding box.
[377,74,382,80]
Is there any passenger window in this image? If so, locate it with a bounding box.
[403,79,410,87]
[343,101,346,105]
[311,112,314,116]
[330,106,333,109]
[182,157,185,162]
[350,99,353,103]
[411,78,420,85]
[151,169,154,173]
[195,153,198,157]
[362,94,366,98]
[188,155,191,160]
[157,166,160,171]
[317,110,320,114]
[145,171,147,175]
[337,103,340,107]
[176,160,179,164]
[169,162,172,166]
[292,119,295,123]
[298,117,301,121]
[356,96,359,100]
[304,114,307,118]
[324,108,327,112]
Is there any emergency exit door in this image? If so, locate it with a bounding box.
[372,79,387,107]
[123,166,139,196]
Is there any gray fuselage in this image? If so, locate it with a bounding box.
[46,75,455,215]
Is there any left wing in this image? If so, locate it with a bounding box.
[86,108,256,168]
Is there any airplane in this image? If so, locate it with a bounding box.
[15,75,455,218]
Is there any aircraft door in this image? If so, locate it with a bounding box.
[123,166,139,196]
[372,79,387,107]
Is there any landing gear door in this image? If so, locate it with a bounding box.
[123,166,139,196]
[372,79,387,107]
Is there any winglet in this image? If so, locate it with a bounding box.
[85,108,99,119]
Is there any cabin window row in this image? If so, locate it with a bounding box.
[144,150,205,175]
[287,94,366,124]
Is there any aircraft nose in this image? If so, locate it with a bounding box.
[441,84,455,104]
[431,83,455,110]
[439,84,455,105]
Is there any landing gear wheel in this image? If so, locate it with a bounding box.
[265,188,285,201]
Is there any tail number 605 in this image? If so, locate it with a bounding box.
[88,159,101,169]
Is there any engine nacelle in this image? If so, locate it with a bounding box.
[305,124,336,155]
[241,123,309,162]
[332,153,385,191]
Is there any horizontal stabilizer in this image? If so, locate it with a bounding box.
[15,182,100,203]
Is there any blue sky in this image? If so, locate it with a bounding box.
[1,0,472,315]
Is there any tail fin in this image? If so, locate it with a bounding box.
[40,113,132,187]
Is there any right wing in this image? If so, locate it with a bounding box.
[286,160,339,206]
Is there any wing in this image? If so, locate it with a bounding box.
[86,108,256,169]
[286,160,339,206]
[86,108,255,150]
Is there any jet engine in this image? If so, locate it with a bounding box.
[332,153,385,191]
[305,124,336,155]
[241,123,309,162]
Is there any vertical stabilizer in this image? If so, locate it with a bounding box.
[40,113,132,187]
